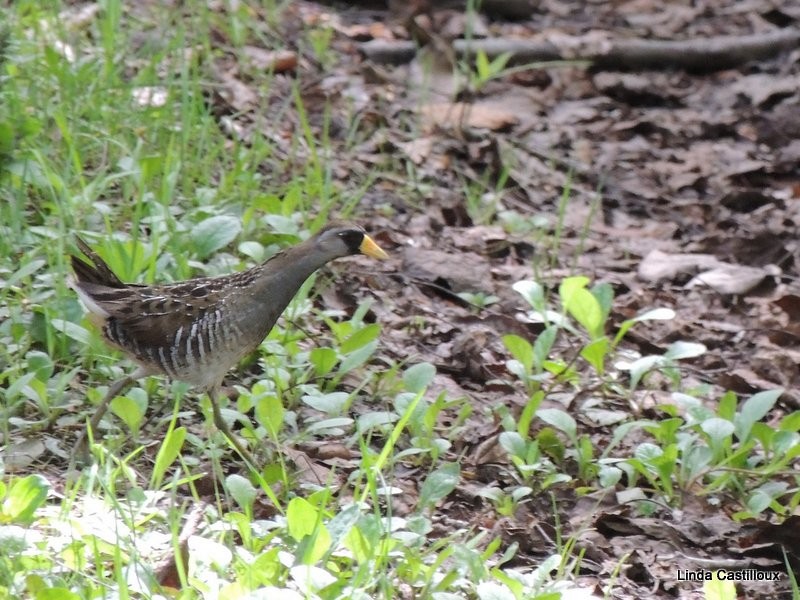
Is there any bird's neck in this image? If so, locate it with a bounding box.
[244,240,335,324]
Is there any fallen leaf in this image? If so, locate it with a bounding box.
[4,439,46,472]
[419,102,519,131]
[637,249,722,283]
[242,46,298,72]
[686,264,780,295]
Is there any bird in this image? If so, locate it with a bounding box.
[69,222,388,468]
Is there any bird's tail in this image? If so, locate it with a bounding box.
[71,236,126,289]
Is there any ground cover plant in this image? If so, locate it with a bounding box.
[1,1,800,599]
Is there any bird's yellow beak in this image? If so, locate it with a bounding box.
[359,234,389,259]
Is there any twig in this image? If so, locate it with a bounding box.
[360,28,800,72]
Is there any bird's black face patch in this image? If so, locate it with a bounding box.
[337,229,365,255]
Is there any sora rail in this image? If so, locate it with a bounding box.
[70,222,388,468]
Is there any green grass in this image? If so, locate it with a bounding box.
[2,2,799,599]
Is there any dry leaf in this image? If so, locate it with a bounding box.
[637,249,722,282]
[686,264,780,295]
[419,102,519,131]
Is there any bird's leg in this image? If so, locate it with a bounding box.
[209,389,259,471]
[71,368,143,467]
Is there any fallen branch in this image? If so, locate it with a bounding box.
[319,0,537,21]
[360,28,800,72]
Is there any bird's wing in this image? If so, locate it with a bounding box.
[77,279,228,351]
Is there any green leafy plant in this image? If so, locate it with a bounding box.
[509,276,680,389]
[470,49,513,92]
[0,475,49,526]
[457,290,500,310]
[500,276,797,519]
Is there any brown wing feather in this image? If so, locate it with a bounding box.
[85,279,233,351]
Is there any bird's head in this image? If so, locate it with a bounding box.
[314,223,389,260]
